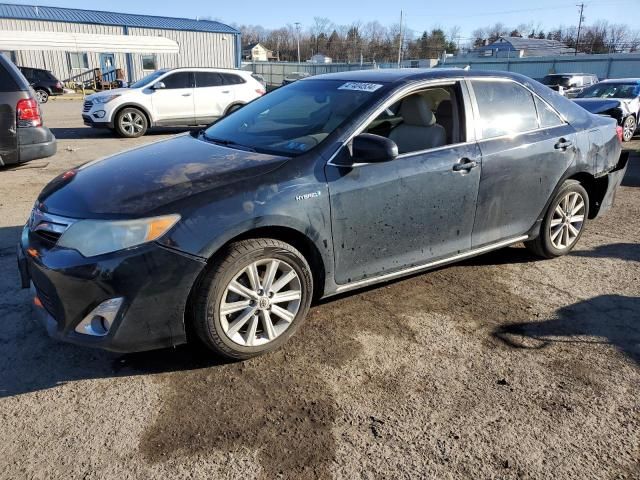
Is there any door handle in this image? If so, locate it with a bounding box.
[453,158,478,172]
[222,90,230,94]
[182,93,192,97]
[554,139,573,150]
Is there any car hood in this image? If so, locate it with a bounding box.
[38,134,289,217]
[86,88,131,100]
[572,98,624,114]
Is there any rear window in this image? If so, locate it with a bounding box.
[0,61,20,92]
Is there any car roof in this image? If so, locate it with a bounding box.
[303,68,534,85]
[599,78,640,84]
[166,67,248,74]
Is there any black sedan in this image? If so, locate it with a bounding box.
[18,69,627,359]
[573,79,640,142]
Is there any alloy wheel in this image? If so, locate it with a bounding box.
[623,116,636,142]
[120,112,144,135]
[219,258,302,347]
[549,191,586,250]
[35,90,48,103]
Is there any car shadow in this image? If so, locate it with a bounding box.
[49,126,195,140]
[572,243,640,262]
[492,294,640,366]
[621,151,640,187]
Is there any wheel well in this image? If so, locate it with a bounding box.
[224,102,245,116]
[113,104,151,127]
[567,172,608,219]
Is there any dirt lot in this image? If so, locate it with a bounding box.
[0,100,639,480]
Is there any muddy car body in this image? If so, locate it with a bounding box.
[18,69,627,359]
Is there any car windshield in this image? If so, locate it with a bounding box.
[202,79,389,156]
[577,83,640,99]
[542,75,572,87]
[129,70,168,88]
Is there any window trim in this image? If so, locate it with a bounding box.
[141,54,157,72]
[465,77,569,142]
[68,51,89,70]
[327,78,476,167]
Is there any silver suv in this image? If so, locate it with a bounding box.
[541,73,599,98]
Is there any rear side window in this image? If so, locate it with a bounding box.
[162,72,193,89]
[472,80,539,138]
[221,73,245,85]
[0,62,19,92]
[195,72,223,87]
[535,97,564,128]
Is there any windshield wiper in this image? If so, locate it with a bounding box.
[201,133,256,152]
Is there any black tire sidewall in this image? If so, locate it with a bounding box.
[202,242,313,358]
[116,108,147,138]
[541,182,589,257]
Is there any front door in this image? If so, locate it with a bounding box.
[326,82,481,285]
[149,71,195,125]
[468,79,577,247]
[99,53,115,74]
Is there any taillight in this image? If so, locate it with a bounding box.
[256,88,266,96]
[56,81,62,89]
[616,125,623,143]
[17,98,42,127]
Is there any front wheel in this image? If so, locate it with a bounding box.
[35,89,49,103]
[622,115,637,142]
[115,107,148,138]
[525,180,589,258]
[192,238,313,360]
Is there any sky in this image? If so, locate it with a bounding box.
[5,0,640,41]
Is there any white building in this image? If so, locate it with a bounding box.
[0,3,241,83]
[309,54,332,64]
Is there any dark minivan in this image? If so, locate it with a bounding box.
[0,55,57,166]
[18,69,626,359]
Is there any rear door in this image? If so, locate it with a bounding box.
[150,71,195,125]
[193,71,231,123]
[469,78,577,247]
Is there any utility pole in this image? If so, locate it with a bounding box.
[295,22,302,63]
[397,10,403,67]
[575,3,585,56]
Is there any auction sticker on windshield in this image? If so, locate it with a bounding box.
[338,82,383,92]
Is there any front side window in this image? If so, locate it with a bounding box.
[130,69,168,89]
[472,80,539,138]
[161,72,193,89]
[69,52,89,70]
[203,79,390,156]
[142,54,157,71]
[361,84,464,154]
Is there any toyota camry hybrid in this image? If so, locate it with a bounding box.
[17,69,628,359]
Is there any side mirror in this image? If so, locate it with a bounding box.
[351,133,398,163]
[152,81,166,90]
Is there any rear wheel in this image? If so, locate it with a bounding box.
[115,107,147,138]
[35,89,49,103]
[225,103,243,116]
[525,180,589,258]
[193,238,313,360]
[622,115,637,142]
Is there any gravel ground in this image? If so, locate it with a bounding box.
[0,100,639,480]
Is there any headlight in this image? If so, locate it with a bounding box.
[57,214,180,257]
[93,94,121,104]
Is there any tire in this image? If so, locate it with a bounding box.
[35,89,49,104]
[525,180,589,258]
[622,115,637,142]
[115,107,148,138]
[193,238,313,360]
[225,103,244,116]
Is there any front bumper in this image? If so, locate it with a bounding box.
[18,226,205,353]
[82,114,113,129]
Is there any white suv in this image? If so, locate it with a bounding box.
[82,68,265,137]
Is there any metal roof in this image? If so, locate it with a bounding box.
[0,3,239,34]
[501,36,570,52]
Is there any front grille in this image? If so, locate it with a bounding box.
[27,205,74,247]
[83,100,92,112]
